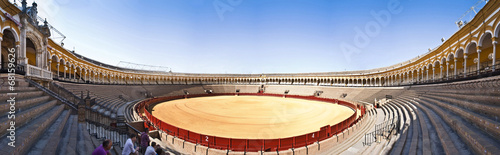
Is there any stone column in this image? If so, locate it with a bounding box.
[416,71,419,82]
[41,37,49,69]
[446,61,449,80]
[426,69,429,81]
[48,60,52,71]
[477,48,482,75]
[493,39,497,72]
[432,67,435,80]
[69,67,72,79]
[56,64,60,78]
[454,59,457,78]
[440,65,443,79]
[36,51,42,68]
[464,55,468,77]
[19,20,27,66]
[15,43,20,67]
[0,36,2,68]
[63,65,67,79]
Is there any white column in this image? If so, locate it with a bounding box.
[417,71,419,82]
[48,60,52,71]
[493,40,497,72]
[411,72,414,83]
[0,38,3,68]
[426,69,429,81]
[440,66,443,79]
[432,68,435,80]
[446,61,449,80]
[464,55,468,77]
[80,70,83,82]
[19,26,27,66]
[36,51,41,68]
[63,65,67,79]
[477,49,482,75]
[454,59,457,78]
[56,64,60,78]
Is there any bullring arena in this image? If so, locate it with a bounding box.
[152,95,355,139]
[1,0,500,155]
[140,93,364,154]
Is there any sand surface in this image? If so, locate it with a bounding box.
[152,95,354,139]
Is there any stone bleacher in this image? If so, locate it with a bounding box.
[0,75,96,154]
[48,76,500,155]
[386,75,500,155]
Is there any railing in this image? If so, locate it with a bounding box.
[137,93,366,152]
[364,117,399,146]
[84,98,141,148]
[26,64,52,80]
[0,63,25,74]
[86,116,140,148]
[25,78,77,110]
[49,82,84,106]
[411,63,500,85]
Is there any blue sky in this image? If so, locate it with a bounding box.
[28,0,482,74]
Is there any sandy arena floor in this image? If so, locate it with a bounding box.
[152,95,354,139]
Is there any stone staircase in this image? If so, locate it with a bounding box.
[0,75,95,155]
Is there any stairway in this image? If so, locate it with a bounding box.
[0,75,95,155]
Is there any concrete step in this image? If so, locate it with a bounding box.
[419,96,500,140]
[390,100,418,155]
[0,90,44,102]
[422,94,500,122]
[413,100,463,155]
[77,122,95,155]
[320,109,378,154]
[65,116,79,155]
[0,96,51,115]
[0,104,65,154]
[407,100,431,155]
[0,86,37,92]
[0,77,30,87]
[426,92,500,106]
[26,109,71,155]
[0,100,58,137]
[418,98,499,154]
[56,115,76,154]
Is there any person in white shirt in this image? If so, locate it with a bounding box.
[144,142,157,155]
[122,134,139,155]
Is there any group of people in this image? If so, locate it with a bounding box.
[92,128,166,155]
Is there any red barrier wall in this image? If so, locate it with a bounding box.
[136,93,365,152]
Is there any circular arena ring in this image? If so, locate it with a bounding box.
[136,93,366,152]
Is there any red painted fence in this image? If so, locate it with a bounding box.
[136,93,365,152]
